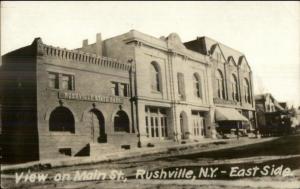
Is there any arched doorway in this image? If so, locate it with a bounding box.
[87,109,106,143]
[49,106,75,133]
[180,111,188,139]
[114,110,130,133]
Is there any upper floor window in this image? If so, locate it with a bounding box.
[120,83,130,97]
[61,74,74,90]
[150,62,161,92]
[193,73,202,99]
[231,74,239,101]
[216,70,225,99]
[177,72,185,99]
[48,72,59,89]
[111,82,119,96]
[243,78,251,103]
[48,72,74,90]
[111,82,130,97]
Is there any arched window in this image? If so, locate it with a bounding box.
[243,78,251,103]
[216,70,225,99]
[114,110,130,133]
[49,107,75,133]
[231,74,239,101]
[150,62,161,92]
[193,73,202,98]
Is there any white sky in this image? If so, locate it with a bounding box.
[1,1,300,107]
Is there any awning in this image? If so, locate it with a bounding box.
[215,107,249,122]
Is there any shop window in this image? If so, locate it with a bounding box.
[49,107,75,133]
[145,106,168,138]
[48,72,59,89]
[114,111,130,132]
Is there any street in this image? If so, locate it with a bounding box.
[2,134,300,189]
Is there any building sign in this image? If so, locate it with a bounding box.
[213,98,237,105]
[59,92,123,104]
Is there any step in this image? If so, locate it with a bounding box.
[88,143,124,156]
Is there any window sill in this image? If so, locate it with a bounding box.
[151,90,162,94]
[46,88,75,92]
[49,131,76,136]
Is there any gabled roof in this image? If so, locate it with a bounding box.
[227,56,237,66]
[209,43,227,62]
[184,36,251,70]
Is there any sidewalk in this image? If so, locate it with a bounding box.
[1,137,276,173]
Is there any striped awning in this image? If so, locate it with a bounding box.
[215,107,249,121]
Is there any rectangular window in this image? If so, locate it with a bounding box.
[164,117,168,137]
[151,117,154,137]
[111,82,119,96]
[61,74,74,90]
[161,117,165,137]
[145,116,149,137]
[48,72,59,89]
[121,83,129,97]
[155,117,159,137]
[177,73,185,99]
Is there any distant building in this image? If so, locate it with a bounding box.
[255,93,291,136]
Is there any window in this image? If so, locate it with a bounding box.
[48,72,59,89]
[216,70,225,99]
[111,82,119,96]
[61,74,74,90]
[193,73,202,98]
[114,110,130,132]
[177,72,185,99]
[150,62,161,92]
[111,82,129,97]
[243,78,251,103]
[145,107,168,138]
[48,72,74,90]
[121,83,129,97]
[231,74,239,101]
[49,107,75,133]
[191,111,205,137]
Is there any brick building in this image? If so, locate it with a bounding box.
[0,30,256,163]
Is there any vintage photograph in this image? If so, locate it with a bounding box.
[1,1,300,189]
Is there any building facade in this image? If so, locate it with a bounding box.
[0,30,256,163]
[102,31,215,145]
[185,37,256,136]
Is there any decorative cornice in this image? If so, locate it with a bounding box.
[37,40,132,71]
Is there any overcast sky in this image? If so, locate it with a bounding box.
[1,1,299,107]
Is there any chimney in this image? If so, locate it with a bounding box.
[96,33,102,56]
[82,39,88,48]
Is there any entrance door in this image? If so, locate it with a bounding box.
[180,111,188,139]
[88,109,106,143]
[192,111,205,138]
